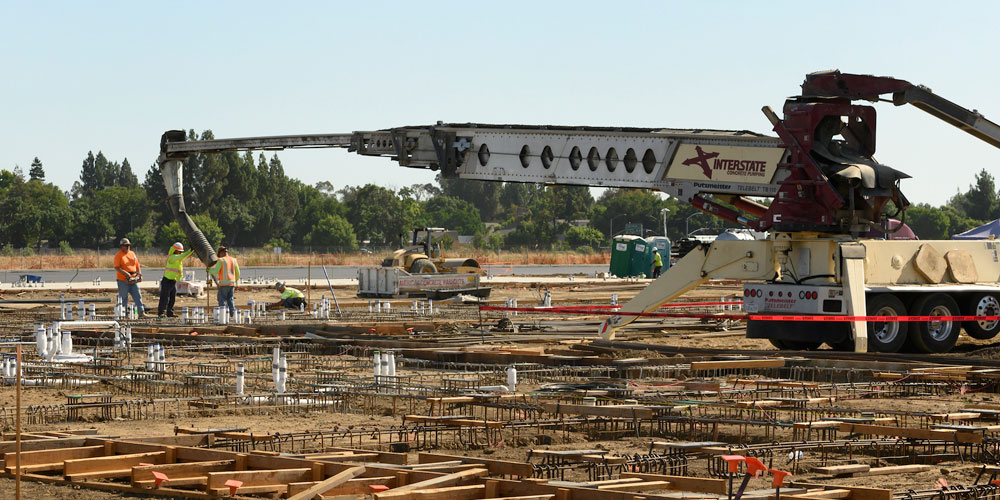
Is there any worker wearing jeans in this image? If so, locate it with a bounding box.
[208,246,239,316]
[113,237,147,315]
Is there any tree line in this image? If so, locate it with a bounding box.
[3,129,990,254]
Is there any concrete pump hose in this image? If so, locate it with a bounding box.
[168,195,217,267]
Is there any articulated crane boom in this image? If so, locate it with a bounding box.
[159,70,1000,353]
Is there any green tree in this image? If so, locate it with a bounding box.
[423,196,485,235]
[565,226,606,250]
[0,177,71,248]
[191,214,225,249]
[156,222,187,249]
[304,214,358,251]
[905,203,949,239]
[590,189,668,237]
[438,176,501,221]
[29,157,44,181]
[949,169,1000,221]
[345,184,410,247]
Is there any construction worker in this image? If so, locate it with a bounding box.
[271,282,305,309]
[207,245,240,316]
[651,249,663,278]
[157,241,194,317]
[113,237,149,316]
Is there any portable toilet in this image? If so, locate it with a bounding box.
[610,235,641,277]
[628,238,654,277]
[645,236,671,273]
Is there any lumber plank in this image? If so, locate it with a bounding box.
[811,464,869,476]
[863,464,933,476]
[837,423,983,444]
[376,484,486,500]
[792,482,892,500]
[620,473,726,495]
[131,460,235,485]
[596,481,671,492]
[377,467,488,494]
[4,445,104,472]
[288,465,366,500]
[206,467,312,489]
[64,451,167,479]
[418,453,534,477]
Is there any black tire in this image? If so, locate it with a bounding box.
[964,293,1000,340]
[409,258,438,274]
[907,293,961,353]
[768,338,822,350]
[866,294,909,353]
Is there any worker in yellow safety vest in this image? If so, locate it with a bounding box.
[157,242,194,317]
[207,245,240,316]
[270,282,306,309]
[652,250,663,278]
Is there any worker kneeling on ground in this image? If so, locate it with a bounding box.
[158,241,194,317]
[271,282,305,309]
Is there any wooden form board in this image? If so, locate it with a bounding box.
[838,423,983,444]
[131,460,235,487]
[419,453,534,477]
[287,475,394,497]
[381,467,489,493]
[4,445,104,473]
[287,465,365,500]
[377,484,486,500]
[620,472,727,495]
[790,482,891,500]
[64,451,167,480]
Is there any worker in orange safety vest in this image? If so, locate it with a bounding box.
[207,245,240,316]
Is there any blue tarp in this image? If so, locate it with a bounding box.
[952,219,1000,240]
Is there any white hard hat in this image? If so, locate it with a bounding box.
[172,242,184,252]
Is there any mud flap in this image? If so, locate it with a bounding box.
[841,243,868,353]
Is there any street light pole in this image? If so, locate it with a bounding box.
[686,213,699,237]
[660,208,670,239]
[609,214,626,239]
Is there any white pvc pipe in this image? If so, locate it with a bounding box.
[507,366,517,392]
[373,351,381,379]
[236,363,245,395]
[271,347,280,383]
[277,355,288,394]
[61,331,72,355]
[387,352,396,377]
[147,344,155,370]
[36,326,48,358]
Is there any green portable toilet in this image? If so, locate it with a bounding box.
[628,238,654,277]
[610,235,641,277]
[645,236,671,272]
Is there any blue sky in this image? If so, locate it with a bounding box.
[1,1,997,207]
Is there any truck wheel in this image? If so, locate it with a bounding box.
[866,294,908,353]
[964,293,1000,339]
[409,259,438,274]
[907,293,960,353]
